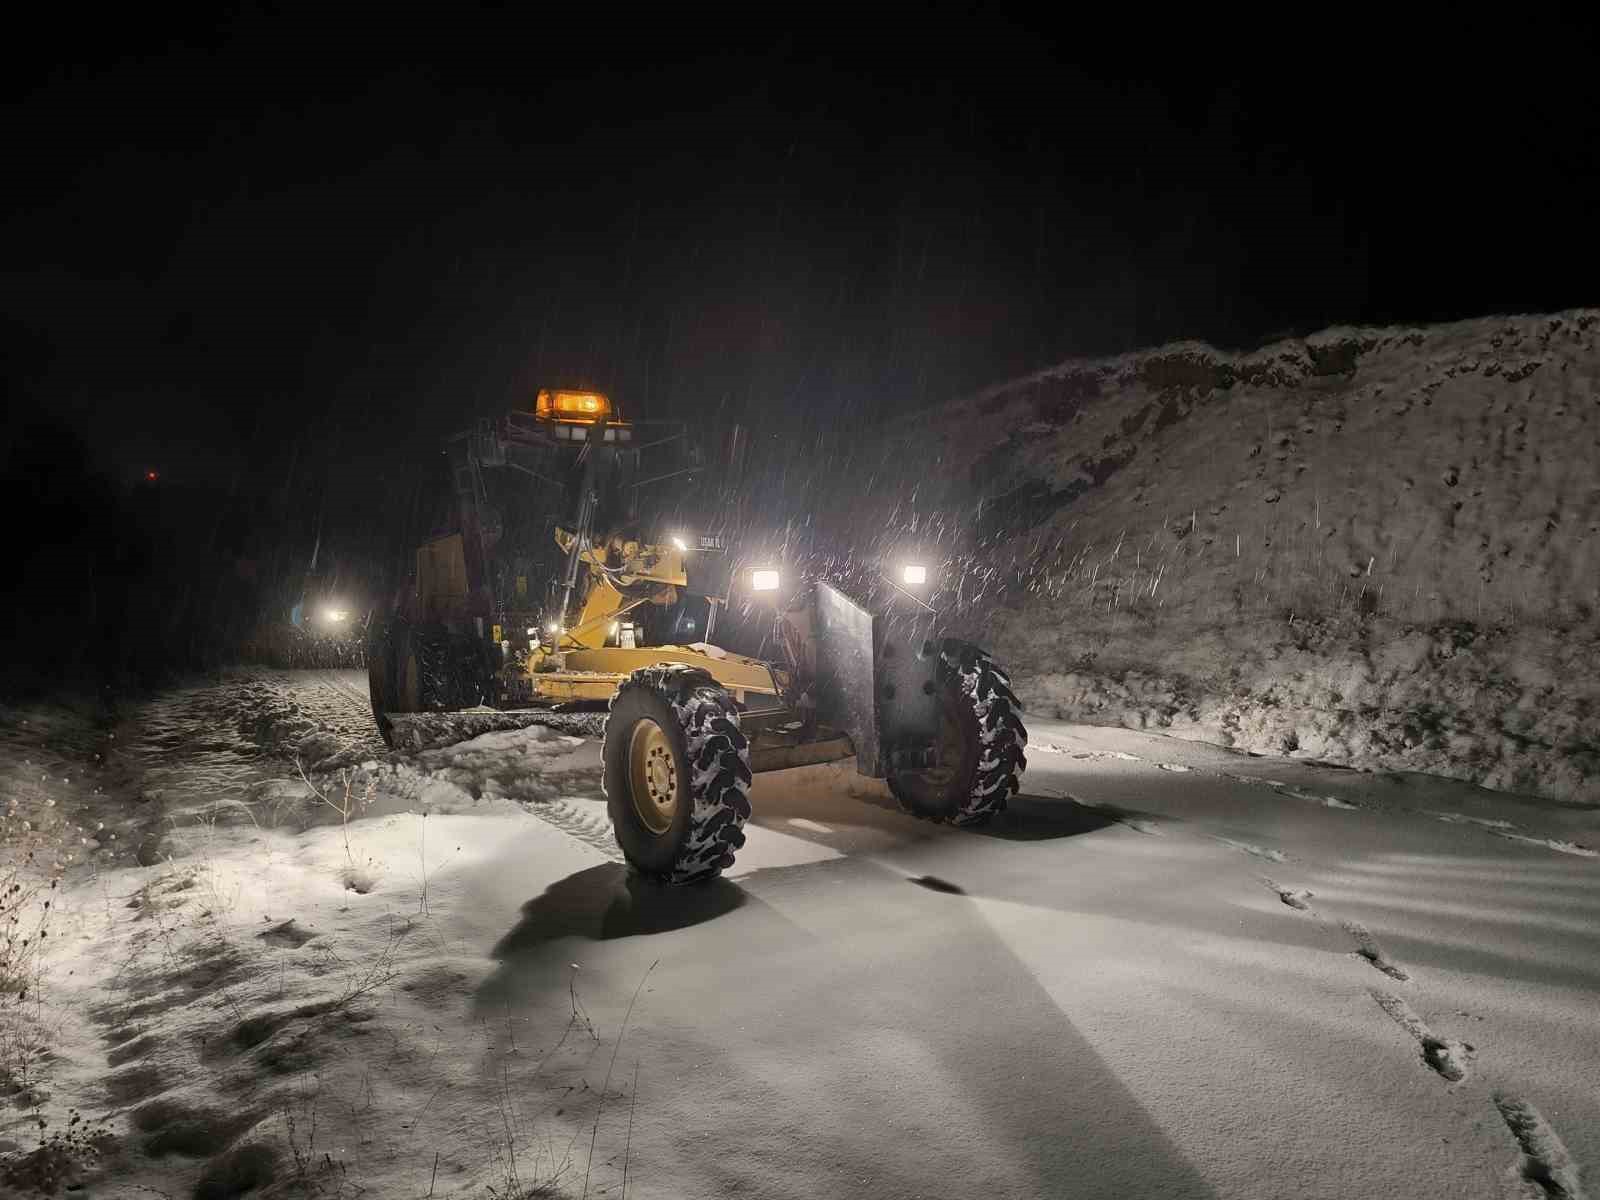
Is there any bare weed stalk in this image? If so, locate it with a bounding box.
[295,762,377,891]
[281,1078,363,1198]
[485,1058,572,1199]
[0,792,70,1120]
[581,960,657,1200]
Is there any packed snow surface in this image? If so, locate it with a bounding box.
[2,670,1596,1198]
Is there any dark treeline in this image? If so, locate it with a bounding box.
[0,412,371,696]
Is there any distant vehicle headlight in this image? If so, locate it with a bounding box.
[321,608,349,624]
[901,564,927,586]
[751,568,780,592]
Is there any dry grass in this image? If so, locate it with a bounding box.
[0,772,93,1181]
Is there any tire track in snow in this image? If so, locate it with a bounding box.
[1369,990,1473,1083]
[1493,1094,1588,1200]
[1342,921,1410,982]
[527,798,623,863]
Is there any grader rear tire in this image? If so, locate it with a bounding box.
[366,614,407,748]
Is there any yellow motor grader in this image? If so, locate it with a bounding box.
[368,390,1027,883]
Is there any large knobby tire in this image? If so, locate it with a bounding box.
[603,665,753,884]
[368,618,488,748]
[886,638,1028,826]
[366,615,404,748]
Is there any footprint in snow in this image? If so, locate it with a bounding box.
[1493,1094,1587,1200]
[1261,878,1314,911]
[1343,921,1410,982]
[1429,811,1515,830]
[1429,811,1599,859]
[1278,786,1361,810]
[257,919,318,949]
[1370,991,1473,1084]
[1495,832,1599,858]
[1210,835,1285,863]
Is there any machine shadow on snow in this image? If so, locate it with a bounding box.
[966,791,1125,841]
[471,861,811,1022]
[832,783,1125,843]
[486,863,746,961]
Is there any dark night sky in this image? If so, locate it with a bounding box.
[5,7,1598,506]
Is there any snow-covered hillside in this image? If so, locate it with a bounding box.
[850,310,1600,804]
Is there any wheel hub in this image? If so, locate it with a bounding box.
[892,690,967,811]
[920,706,963,788]
[627,719,679,834]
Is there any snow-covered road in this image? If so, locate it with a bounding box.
[6,671,1596,1198]
[475,719,1598,1200]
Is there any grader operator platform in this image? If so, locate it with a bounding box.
[368,390,1027,883]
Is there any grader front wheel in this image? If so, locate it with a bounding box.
[885,639,1029,826]
[603,665,753,883]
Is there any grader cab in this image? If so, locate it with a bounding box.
[368,390,1027,883]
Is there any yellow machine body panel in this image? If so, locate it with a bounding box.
[532,645,784,704]
[540,533,690,653]
[564,576,657,650]
[526,671,631,704]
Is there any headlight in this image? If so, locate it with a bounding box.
[901,564,927,586]
[671,535,688,552]
[751,568,780,593]
[322,608,349,624]
[545,622,560,634]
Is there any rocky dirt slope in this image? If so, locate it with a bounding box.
[836,310,1600,804]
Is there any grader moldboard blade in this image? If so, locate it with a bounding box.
[384,708,607,752]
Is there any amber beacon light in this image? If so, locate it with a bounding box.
[535,390,611,422]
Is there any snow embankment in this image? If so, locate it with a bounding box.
[903,310,1600,804]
